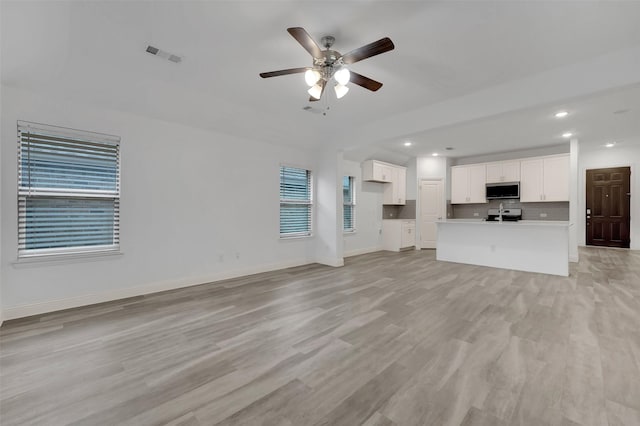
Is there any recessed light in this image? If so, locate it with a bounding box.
[432,153,439,157]
[404,141,412,147]
[562,132,573,138]
[605,142,616,148]
[555,111,569,118]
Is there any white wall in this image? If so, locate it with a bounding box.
[1,86,322,318]
[0,75,3,325]
[569,139,579,261]
[452,144,569,166]
[342,159,384,257]
[315,150,344,267]
[405,158,417,200]
[578,142,640,250]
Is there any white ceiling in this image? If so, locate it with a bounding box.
[2,1,640,157]
[371,82,640,160]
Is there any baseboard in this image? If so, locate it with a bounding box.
[344,247,383,258]
[1,258,315,321]
[315,257,344,268]
[569,255,579,263]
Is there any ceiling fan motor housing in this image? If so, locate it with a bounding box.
[320,35,335,49]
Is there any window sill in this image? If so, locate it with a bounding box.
[12,250,123,267]
[279,234,314,240]
[343,230,357,235]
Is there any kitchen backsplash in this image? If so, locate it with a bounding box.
[382,199,416,219]
[452,200,569,221]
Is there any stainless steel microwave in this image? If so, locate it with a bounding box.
[486,182,520,199]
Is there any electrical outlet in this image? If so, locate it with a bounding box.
[473,212,479,217]
[540,213,548,218]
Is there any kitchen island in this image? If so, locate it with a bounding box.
[436,219,571,276]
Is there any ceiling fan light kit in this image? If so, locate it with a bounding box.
[308,84,323,100]
[260,27,394,102]
[334,84,349,99]
[304,69,322,86]
[334,67,350,85]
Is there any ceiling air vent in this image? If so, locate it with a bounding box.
[145,45,182,63]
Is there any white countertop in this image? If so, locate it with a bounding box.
[437,219,571,227]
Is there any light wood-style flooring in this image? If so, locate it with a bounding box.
[1,247,640,425]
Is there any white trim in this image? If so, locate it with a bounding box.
[279,234,314,240]
[17,120,121,144]
[1,258,315,321]
[12,250,123,266]
[344,246,383,258]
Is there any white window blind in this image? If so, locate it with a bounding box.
[280,166,312,237]
[343,176,356,232]
[17,121,121,257]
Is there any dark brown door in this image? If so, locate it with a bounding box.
[586,167,631,248]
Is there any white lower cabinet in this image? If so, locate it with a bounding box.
[383,220,415,252]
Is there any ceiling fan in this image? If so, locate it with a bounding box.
[259,27,394,101]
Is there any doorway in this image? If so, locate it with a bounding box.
[586,167,631,248]
[419,179,444,249]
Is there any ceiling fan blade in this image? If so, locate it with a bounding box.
[341,37,395,65]
[349,72,383,91]
[309,80,326,102]
[259,67,309,78]
[287,27,323,59]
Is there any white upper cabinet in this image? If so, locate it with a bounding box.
[363,160,406,205]
[520,159,544,202]
[362,160,393,183]
[468,165,488,203]
[383,166,407,205]
[520,154,569,202]
[541,155,570,202]
[486,160,521,183]
[451,167,468,204]
[451,164,487,204]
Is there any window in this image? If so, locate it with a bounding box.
[17,121,121,258]
[279,166,312,237]
[343,176,356,232]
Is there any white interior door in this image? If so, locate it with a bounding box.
[420,179,444,249]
